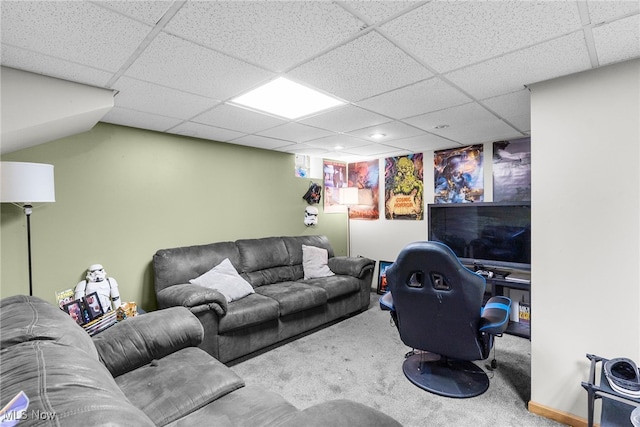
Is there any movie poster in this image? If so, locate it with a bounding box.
[493,138,531,202]
[434,144,484,203]
[347,160,379,220]
[323,160,348,213]
[384,154,424,220]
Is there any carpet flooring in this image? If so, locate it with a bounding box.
[230,293,564,426]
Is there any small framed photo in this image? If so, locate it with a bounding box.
[63,300,86,325]
[84,292,104,320]
[377,261,394,294]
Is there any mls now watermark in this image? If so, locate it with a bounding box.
[2,409,56,423]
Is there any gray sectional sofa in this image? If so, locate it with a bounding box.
[0,295,400,426]
[153,235,375,363]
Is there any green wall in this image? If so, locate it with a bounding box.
[1,123,346,310]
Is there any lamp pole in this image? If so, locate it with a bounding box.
[24,204,33,296]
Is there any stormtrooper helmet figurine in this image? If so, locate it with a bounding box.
[74,264,122,312]
[304,206,319,226]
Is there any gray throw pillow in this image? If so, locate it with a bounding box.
[189,258,254,302]
[302,245,335,280]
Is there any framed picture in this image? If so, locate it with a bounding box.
[63,300,86,325]
[83,292,104,320]
[377,261,393,294]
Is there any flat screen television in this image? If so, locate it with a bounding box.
[428,202,531,274]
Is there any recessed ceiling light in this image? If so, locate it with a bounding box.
[433,124,450,129]
[229,77,345,120]
[334,145,344,150]
[370,133,386,139]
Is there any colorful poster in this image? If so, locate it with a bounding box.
[347,160,379,220]
[493,138,531,202]
[323,160,348,213]
[384,154,424,220]
[434,144,484,203]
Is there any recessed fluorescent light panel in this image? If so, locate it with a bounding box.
[230,77,345,120]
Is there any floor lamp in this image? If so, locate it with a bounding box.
[1,162,56,296]
[338,187,359,257]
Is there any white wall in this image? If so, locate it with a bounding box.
[529,59,639,419]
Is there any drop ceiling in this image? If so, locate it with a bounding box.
[1,1,638,161]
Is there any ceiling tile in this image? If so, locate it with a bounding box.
[112,77,220,120]
[381,1,582,72]
[341,1,419,25]
[125,33,275,100]
[193,104,287,134]
[342,143,408,157]
[385,134,461,152]
[95,1,175,25]
[587,1,640,24]
[481,89,531,131]
[347,121,424,142]
[356,77,472,119]
[273,143,330,156]
[168,121,246,142]
[288,31,431,102]
[0,45,114,88]
[257,123,335,143]
[300,105,390,133]
[592,14,640,65]
[305,134,370,151]
[0,1,151,71]
[164,1,364,72]
[445,32,592,99]
[404,102,520,144]
[229,134,292,150]
[101,107,183,132]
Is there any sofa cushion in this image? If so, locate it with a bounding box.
[1,340,154,426]
[302,245,335,279]
[282,235,334,265]
[190,258,255,302]
[304,275,361,300]
[242,265,296,288]
[255,282,327,316]
[154,241,241,293]
[0,295,99,360]
[164,386,300,427]
[218,293,280,334]
[237,237,290,273]
[115,347,245,426]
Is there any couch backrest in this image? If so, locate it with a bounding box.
[0,294,99,360]
[153,235,336,290]
[0,295,155,426]
[153,241,241,293]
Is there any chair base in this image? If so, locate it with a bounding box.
[402,353,490,398]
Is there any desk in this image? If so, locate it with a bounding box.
[581,353,640,427]
[486,275,531,339]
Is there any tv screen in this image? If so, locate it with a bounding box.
[428,202,531,272]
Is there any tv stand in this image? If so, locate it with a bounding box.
[484,273,531,339]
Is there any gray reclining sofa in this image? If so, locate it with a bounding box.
[153,235,375,363]
[0,295,400,426]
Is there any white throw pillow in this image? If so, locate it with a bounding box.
[302,245,335,280]
[189,258,254,303]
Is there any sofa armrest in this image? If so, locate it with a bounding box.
[479,296,512,335]
[328,256,375,279]
[93,306,204,377]
[156,284,228,316]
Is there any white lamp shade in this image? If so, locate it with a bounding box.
[339,187,359,206]
[1,162,55,203]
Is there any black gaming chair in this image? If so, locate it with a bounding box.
[380,241,511,398]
